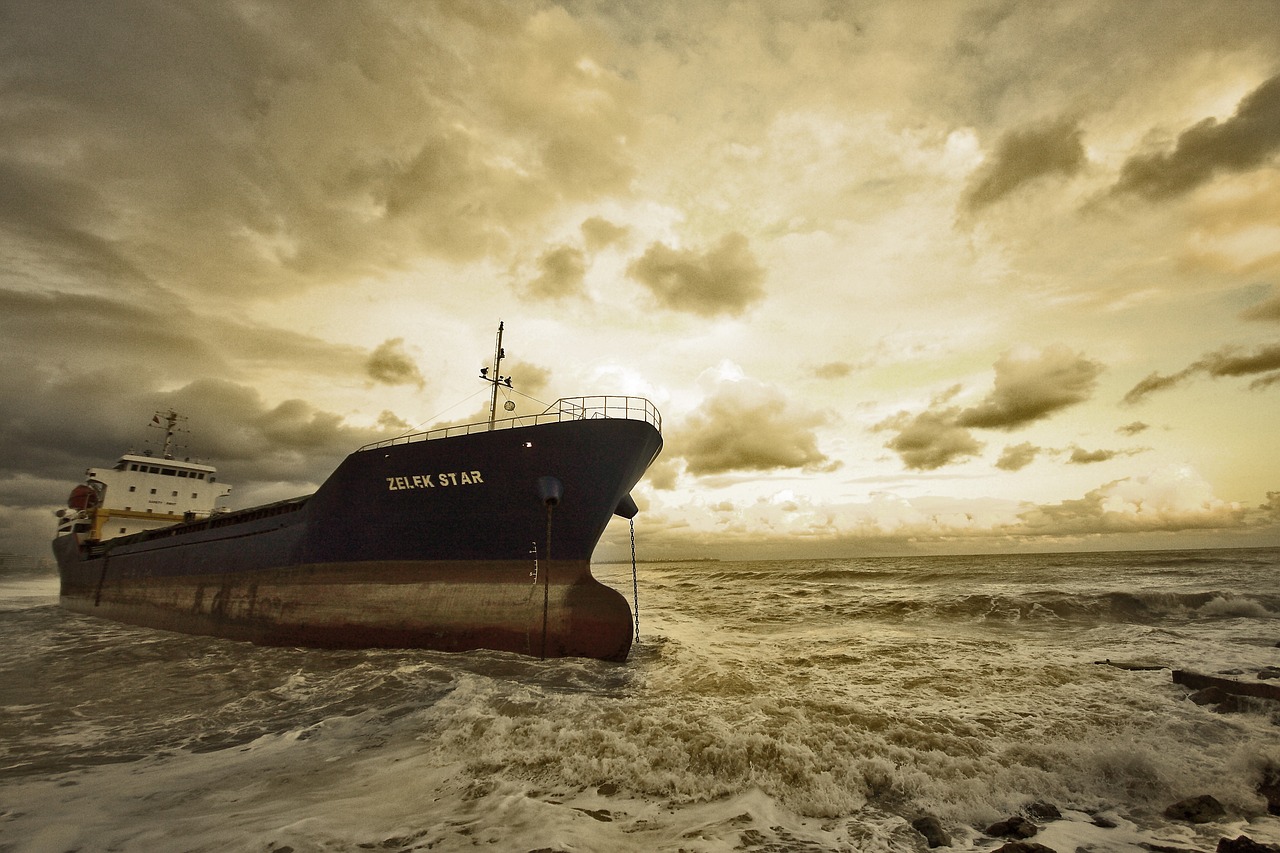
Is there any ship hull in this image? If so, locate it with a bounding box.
[55,414,661,661]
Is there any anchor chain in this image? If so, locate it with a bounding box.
[630,517,639,643]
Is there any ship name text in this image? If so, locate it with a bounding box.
[386,471,484,491]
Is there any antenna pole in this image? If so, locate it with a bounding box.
[483,321,511,431]
[157,410,182,459]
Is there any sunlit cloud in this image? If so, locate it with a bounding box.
[627,232,766,317]
[677,378,834,476]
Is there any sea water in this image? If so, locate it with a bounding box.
[1,548,1278,853]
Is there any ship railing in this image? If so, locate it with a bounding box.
[358,395,661,451]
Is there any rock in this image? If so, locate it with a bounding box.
[993,843,1057,853]
[912,815,951,848]
[1213,694,1249,714]
[987,816,1039,839]
[1025,802,1062,821]
[1216,836,1280,853]
[1259,667,1280,681]
[1259,765,1280,816]
[1191,687,1231,706]
[1091,815,1119,829]
[1174,671,1280,701]
[1163,794,1226,823]
[596,783,618,796]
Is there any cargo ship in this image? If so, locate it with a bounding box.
[53,324,663,661]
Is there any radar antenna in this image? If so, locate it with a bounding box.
[479,321,514,430]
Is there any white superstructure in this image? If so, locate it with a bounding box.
[54,411,233,542]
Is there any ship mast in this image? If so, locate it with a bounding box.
[480,321,513,430]
[152,409,185,459]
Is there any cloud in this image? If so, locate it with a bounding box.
[365,338,425,388]
[995,442,1040,471]
[581,216,628,250]
[1111,72,1280,201]
[1066,446,1118,465]
[0,288,370,388]
[962,117,1086,212]
[1242,289,1280,322]
[0,3,641,302]
[1123,341,1280,402]
[524,245,587,300]
[877,345,1101,470]
[813,361,854,380]
[627,232,766,317]
[1014,466,1245,535]
[678,380,833,476]
[955,345,1103,430]
[876,408,983,471]
[1117,421,1149,436]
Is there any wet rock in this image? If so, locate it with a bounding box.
[739,828,767,846]
[1259,765,1280,816]
[987,816,1039,839]
[993,842,1057,853]
[1216,836,1280,853]
[596,783,618,796]
[912,815,951,848]
[1214,694,1249,714]
[1191,687,1231,706]
[1163,794,1226,823]
[1260,667,1280,681]
[1141,844,1197,853]
[1025,802,1062,821]
[1091,815,1118,828]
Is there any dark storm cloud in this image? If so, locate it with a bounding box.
[679,382,833,476]
[1112,72,1280,201]
[0,288,369,382]
[962,117,1086,212]
[995,442,1040,471]
[0,1,639,301]
[0,367,390,491]
[955,345,1103,430]
[627,233,766,317]
[365,338,425,388]
[1123,342,1280,403]
[524,245,587,300]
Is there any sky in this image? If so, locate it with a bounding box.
[2,0,1279,563]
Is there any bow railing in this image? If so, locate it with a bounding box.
[358,396,661,451]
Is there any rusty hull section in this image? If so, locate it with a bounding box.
[59,557,634,661]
